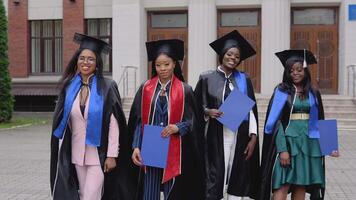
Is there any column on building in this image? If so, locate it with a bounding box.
[63,0,84,69]
[8,0,29,77]
[339,0,356,95]
[112,0,146,97]
[188,0,217,88]
[261,0,291,95]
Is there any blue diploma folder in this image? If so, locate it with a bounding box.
[317,119,339,156]
[217,88,255,133]
[141,125,170,168]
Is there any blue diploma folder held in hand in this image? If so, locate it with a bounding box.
[217,88,255,133]
[141,125,170,168]
[317,119,339,156]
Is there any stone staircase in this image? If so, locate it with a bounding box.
[122,95,356,131]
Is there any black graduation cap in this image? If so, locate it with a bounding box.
[145,39,184,61]
[275,49,317,68]
[209,30,256,61]
[73,33,111,54]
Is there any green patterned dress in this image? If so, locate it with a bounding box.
[272,96,325,189]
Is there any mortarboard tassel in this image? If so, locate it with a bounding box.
[303,49,307,68]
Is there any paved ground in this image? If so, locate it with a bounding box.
[0,113,355,200]
[0,122,51,199]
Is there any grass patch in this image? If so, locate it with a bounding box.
[0,117,49,129]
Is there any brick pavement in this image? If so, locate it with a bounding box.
[0,118,355,200]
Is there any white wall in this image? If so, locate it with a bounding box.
[85,0,112,18]
[143,0,188,9]
[188,0,217,88]
[260,0,291,95]
[216,0,261,8]
[291,0,340,5]
[339,0,356,95]
[112,0,147,96]
[28,0,62,20]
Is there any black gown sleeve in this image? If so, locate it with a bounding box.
[246,75,259,132]
[170,84,206,200]
[103,80,138,200]
[184,84,205,166]
[258,89,280,200]
[316,89,325,120]
[126,84,146,200]
[50,91,65,193]
[194,74,208,117]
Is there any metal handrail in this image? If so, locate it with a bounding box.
[117,66,138,97]
[347,65,356,98]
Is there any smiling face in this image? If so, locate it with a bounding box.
[221,47,241,71]
[154,53,175,82]
[77,49,97,80]
[290,62,305,85]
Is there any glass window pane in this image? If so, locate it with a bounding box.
[55,21,62,37]
[43,21,53,37]
[221,11,258,27]
[55,38,62,73]
[151,13,187,28]
[100,38,110,72]
[293,9,335,25]
[87,19,98,36]
[99,19,111,36]
[31,21,41,37]
[44,39,52,72]
[31,38,41,73]
[30,20,63,73]
[102,53,110,72]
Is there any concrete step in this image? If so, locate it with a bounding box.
[257,104,356,113]
[337,125,356,131]
[257,111,356,119]
[335,118,356,126]
[325,112,356,119]
[256,95,356,105]
[257,118,356,130]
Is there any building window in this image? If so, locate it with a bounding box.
[293,8,336,25]
[220,11,259,27]
[31,20,62,74]
[151,13,188,28]
[86,18,112,73]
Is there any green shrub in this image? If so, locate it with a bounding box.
[0,0,14,123]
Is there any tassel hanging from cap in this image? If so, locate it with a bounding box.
[303,49,308,68]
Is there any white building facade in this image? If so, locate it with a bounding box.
[112,0,356,96]
[7,0,356,111]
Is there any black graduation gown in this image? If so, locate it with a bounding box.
[50,78,136,200]
[127,81,206,200]
[194,69,260,200]
[258,85,325,200]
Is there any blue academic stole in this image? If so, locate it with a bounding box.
[264,88,320,138]
[53,74,104,146]
[233,71,249,121]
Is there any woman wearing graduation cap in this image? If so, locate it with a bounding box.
[50,33,135,200]
[194,30,260,200]
[259,49,339,200]
[128,39,205,200]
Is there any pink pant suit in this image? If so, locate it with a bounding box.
[69,90,119,200]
